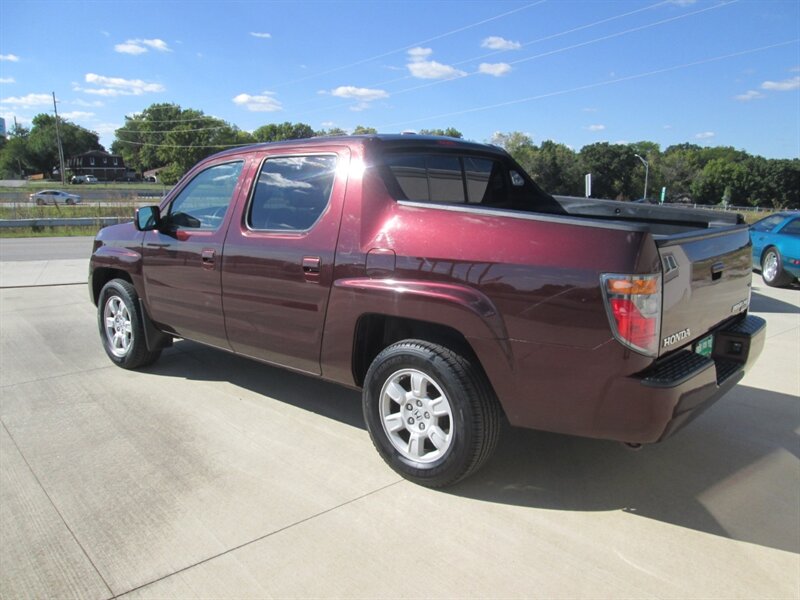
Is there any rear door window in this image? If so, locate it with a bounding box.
[248,155,337,231]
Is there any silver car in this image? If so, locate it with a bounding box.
[30,190,82,205]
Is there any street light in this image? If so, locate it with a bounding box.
[634,154,649,201]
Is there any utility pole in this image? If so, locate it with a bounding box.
[52,92,66,185]
[634,154,649,201]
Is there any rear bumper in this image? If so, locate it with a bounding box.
[636,314,766,443]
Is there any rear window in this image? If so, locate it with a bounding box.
[382,153,518,207]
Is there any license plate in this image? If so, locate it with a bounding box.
[695,334,714,358]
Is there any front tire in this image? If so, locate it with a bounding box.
[762,247,791,287]
[97,279,161,369]
[363,340,501,488]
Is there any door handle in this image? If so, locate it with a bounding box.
[302,256,321,273]
[201,248,216,269]
[302,256,321,281]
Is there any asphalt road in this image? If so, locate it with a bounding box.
[0,249,798,599]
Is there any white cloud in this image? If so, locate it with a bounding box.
[582,107,598,112]
[0,54,19,62]
[406,47,465,80]
[790,66,800,73]
[735,90,765,101]
[668,0,697,5]
[0,93,53,107]
[114,38,171,55]
[0,77,14,84]
[79,73,165,96]
[695,131,715,140]
[93,122,121,136]
[60,111,95,120]
[232,92,282,112]
[250,32,271,39]
[478,62,511,77]
[330,86,388,102]
[407,47,433,61]
[321,121,336,128]
[481,36,521,51]
[586,124,606,132]
[115,42,147,55]
[760,76,800,91]
[408,60,466,79]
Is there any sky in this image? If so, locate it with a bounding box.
[1,0,799,158]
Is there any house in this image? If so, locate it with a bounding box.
[67,150,126,182]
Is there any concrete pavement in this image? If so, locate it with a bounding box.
[0,252,798,599]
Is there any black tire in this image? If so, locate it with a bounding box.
[36,198,43,206]
[66,199,74,205]
[362,340,501,488]
[761,247,792,287]
[97,279,162,369]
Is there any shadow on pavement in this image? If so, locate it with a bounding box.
[750,290,800,313]
[454,385,799,555]
[147,342,799,555]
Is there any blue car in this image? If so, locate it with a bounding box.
[750,212,800,287]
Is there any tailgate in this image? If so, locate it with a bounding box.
[657,226,752,357]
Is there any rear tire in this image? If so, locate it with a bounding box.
[762,247,791,287]
[97,279,161,369]
[363,340,501,488]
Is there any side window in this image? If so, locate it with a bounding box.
[427,155,464,203]
[167,161,243,230]
[463,157,508,206]
[752,215,784,232]
[388,154,428,201]
[248,155,337,231]
[780,218,800,235]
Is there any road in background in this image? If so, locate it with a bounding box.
[0,248,798,599]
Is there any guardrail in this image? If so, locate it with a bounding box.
[0,217,131,228]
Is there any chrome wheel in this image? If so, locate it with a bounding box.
[379,368,453,463]
[763,251,779,282]
[103,295,132,357]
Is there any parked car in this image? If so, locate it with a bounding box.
[30,190,81,205]
[89,135,765,487]
[71,174,98,184]
[750,212,800,287]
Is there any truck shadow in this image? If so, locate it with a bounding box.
[750,290,800,313]
[148,344,798,555]
[455,385,799,555]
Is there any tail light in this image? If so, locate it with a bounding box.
[601,273,662,357]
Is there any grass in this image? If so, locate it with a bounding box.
[0,205,135,219]
[0,226,103,237]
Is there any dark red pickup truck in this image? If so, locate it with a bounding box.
[90,135,765,486]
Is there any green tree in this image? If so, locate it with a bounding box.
[318,127,348,137]
[418,127,463,138]
[0,122,32,179]
[252,122,315,142]
[579,142,638,199]
[527,141,582,196]
[352,125,377,135]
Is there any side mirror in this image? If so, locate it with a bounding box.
[135,205,161,231]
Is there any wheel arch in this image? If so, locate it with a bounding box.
[91,267,133,305]
[352,314,480,387]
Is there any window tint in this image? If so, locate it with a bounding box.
[752,215,785,232]
[427,155,464,203]
[248,155,337,231]
[167,161,243,230]
[781,218,800,235]
[387,154,428,201]
[384,153,513,206]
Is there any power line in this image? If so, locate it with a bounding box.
[375,40,799,129]
[291,0,738,117]
[115,125,229,134]
[270,1,547,89]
